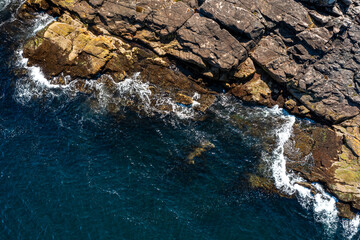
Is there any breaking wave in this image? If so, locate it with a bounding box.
[31,13,55,35]
[263,106,359,238]
[0,0,11,12]
[211,95,359,238]
[15,50,199,120]
[343,215,360,239]
[88,73,198,119]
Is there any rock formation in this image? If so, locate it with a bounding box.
[18,0,360,217]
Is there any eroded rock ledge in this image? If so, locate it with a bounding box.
[19,0,360,218]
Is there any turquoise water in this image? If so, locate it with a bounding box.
[0,2,359,239]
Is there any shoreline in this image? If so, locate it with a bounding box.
[17,0,360,218]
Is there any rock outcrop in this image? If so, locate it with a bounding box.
[19,0,360,217]
[23,12,216,115]
[285,122,360,218]
[19,0,360,124]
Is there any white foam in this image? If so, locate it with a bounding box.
[17,50,61,89]
[89,73,152,111]
[14,49,70,103]
[342,215,360,239]
[262,106,341,234]
[270,109,298,193]
[312,183,339,233]
[31,13,55,35]
[69,73,198,119]
[0,0,11,12]
[211,97,357,236]
[117,72,152,107]
[260,105,360,238]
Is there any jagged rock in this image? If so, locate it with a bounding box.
[231,58,256,80]
[296,27,332,52]
[285,123,360,215]
[286,125,343,181]
[200,0,265,40]
[330,145,360,210]
[24,13,131,78]
[255,0,312,33]
[175,93,193,106]
[337,202,357,219]
[19,0,360,212]
[175,13,247,71]
[23,13,217,115]
[292,24,360,123]
[182,0,199,8]
[20,0,359,125]
[231,73,272,106]
[250,35,299,83]
[285,99,297,110]
[146,1,194,37]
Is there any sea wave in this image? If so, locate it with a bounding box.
[263,105,359,238]
[0,0,11,12]
[15,47,199,120]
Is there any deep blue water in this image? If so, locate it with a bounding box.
[0,1,359,239]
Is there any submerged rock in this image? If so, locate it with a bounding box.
[186,140,215,164]
[248,174,294,198]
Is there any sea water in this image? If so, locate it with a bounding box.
[0,2,359,239]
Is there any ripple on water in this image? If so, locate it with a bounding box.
[1,9,360,240]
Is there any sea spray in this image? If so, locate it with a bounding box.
[14,49,68,104]
[89,73,152,113]
[14,63,198,119]
[270,109,298,193]
[264,106,340,233]
[263,105,360,237]
[31,13,55,35]
[94,73,198,119]
[343,215,360,239]
[212,95,359,237]
[0,0,11,12]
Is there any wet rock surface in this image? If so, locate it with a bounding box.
[285,123,360,218]
[19,0,360,216]
[23,12,216,116]
[20,0,360,125]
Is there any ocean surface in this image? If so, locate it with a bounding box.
[0,1,359,239]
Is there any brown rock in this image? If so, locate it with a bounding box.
[23,12,217,117]
[231,73,272,106]
[200,0,265,40]
[250,36,299,83]
[285,99,297,110]
[296,27,332,52]
[175,93,193,106]
[285,122,360,214]
[187,141,215,164]
[232,58,256,80]
[176,13,247,71]
[336,202,357,219]
[146,1,194,37]
[248,174,294,198]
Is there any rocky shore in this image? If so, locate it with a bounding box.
[18,0,360,218]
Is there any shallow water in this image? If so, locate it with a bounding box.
[0,2,359,239]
